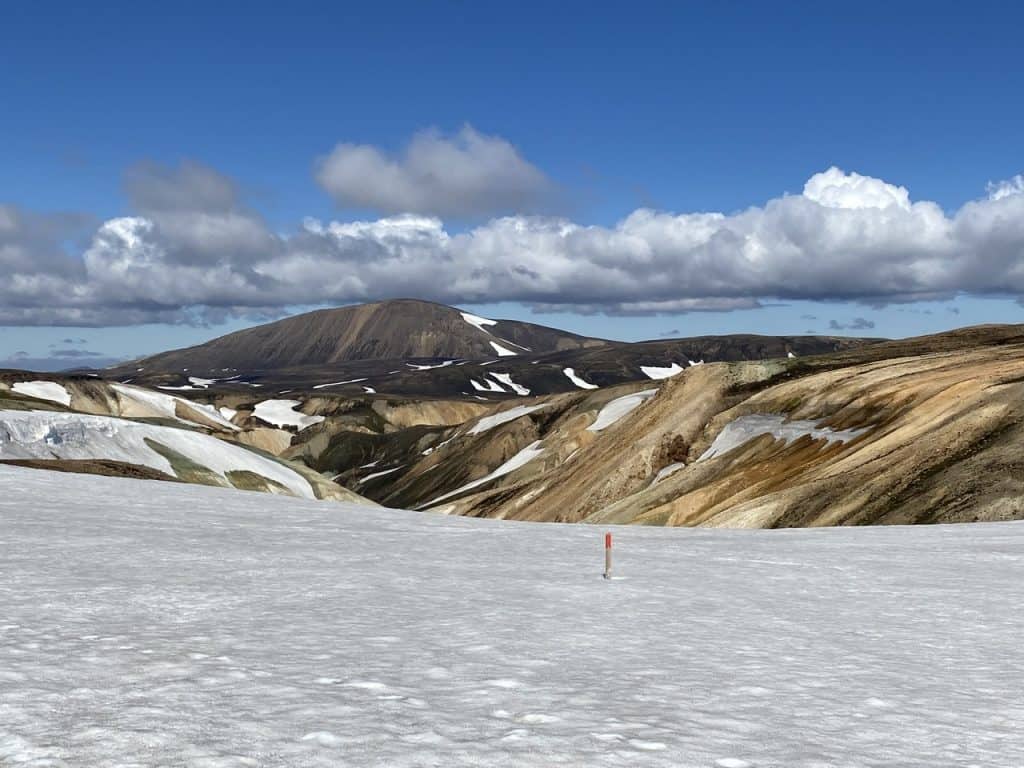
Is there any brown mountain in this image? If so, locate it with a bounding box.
[119,299,610,373]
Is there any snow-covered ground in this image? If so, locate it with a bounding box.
[1,465,1022,767]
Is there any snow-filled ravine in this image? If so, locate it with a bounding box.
[699,414,868,461]
[1,469,1022,766]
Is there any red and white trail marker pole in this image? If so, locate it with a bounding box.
[604,532,612,580]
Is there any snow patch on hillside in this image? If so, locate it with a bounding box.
[641,363,684,380]
[652,462,686,484]
[358,466,404,484]
[11,381,71,407]
[406,360,455,371]
[313,378,367,389]
[587,389,658,432]
[699,414,868,461]
[112,383,238,431]
[470,378,506,394]
[424,440,544,506]
[461,311,498,333]
[253,400,325,430]
[563,367,598,389]
[489,373,530,396]
[490,341,518,357]
[0,410,313,497]
[468,404,546,435]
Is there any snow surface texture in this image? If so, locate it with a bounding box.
[10,381,71,407]
[423,440,545,507]
[468,404,547,435]
[563,367,598,389]
[640,363,684,380]
[0,410,314,498]
[253,399,325,430]
[587,389,659,432]
[1,466,1023,767]
[699,414,868,461]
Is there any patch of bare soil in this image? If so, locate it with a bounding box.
[0,459,179,483]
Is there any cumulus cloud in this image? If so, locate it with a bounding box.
[987,174,1024,201]
[3,164,1024,325]
[315,125,554,217]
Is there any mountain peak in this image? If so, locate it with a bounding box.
[127,300,609,373]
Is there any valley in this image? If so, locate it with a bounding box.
[2,300,1022,528]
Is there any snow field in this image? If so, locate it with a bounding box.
[1,466,1023,766]
[0,410,314,498]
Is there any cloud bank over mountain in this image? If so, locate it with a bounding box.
[2,145,1023,326]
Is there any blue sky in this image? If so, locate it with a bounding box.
[2,1,1023,368]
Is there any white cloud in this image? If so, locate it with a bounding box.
[315,125,553,217]
[987,174,1024,201]
[3,165,1024,325]
[802,166,911,210]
